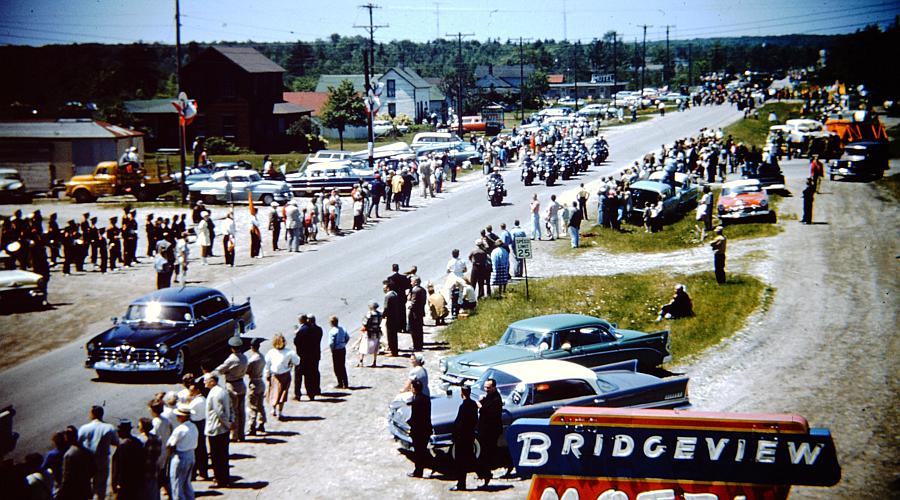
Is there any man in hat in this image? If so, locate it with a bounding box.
[710,226,727,284]
[245,338,267,435]
[154,240,174,289]
[78,405,119,500]
[407,276,427,352]
[268,201,282,251]
[383,280,405,357]
[167,405,198,500]
[214,336,248,441]
[111,420,145,500]
[204,372,233,487]
[406,379,432,479]
[328,315,350,389]
[368,171,385,218]
[297,314,323,400]
[86,216,100,269]
[191,200,205,225]
[196,211,212,264]
[285,199,301,252]
[107,217,122,271]
[222,211,236,267]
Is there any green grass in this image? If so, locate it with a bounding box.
[564,192,784,255]
[888,125,900,159]
[874,172,900,202]
[440,272,771,363]
[723,102,804,149]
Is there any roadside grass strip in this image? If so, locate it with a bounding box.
[440,272,771,363]
[722,101,803,149]
[874,172,900,202]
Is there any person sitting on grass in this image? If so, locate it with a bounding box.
[657,284,694,321]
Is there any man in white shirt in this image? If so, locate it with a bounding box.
[78,405,119,500]
[446,249,466,278]
[545,194,561,240]
[204,373,233,488]
[167,405,198,500]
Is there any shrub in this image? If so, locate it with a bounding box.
[204,136,250,155]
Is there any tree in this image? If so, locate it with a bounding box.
[319,79,366,150]
[285,41,312,76]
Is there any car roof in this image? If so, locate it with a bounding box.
[131,286,225,305]
[496,359,596,383]
[0,167,19,174]
[722,179,761,188]
[630,180,671,192]
[648,171,691,183]
[213,169,258,178]
[508,313,610,333]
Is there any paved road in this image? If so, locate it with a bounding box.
[0,104,742,459]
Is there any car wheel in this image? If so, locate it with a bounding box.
[768,212,777,223]
[173,348,190,379]
[261,194,274,206]
[96,370,113,381]
[451,438,482,460]
[73,189,95,203]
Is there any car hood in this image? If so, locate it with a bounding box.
[445,344,535,379]
[389,390,489,437]
[0,179,24,190]
[0,270,43,288]
[721,192,766,208]
[89,322,182,349]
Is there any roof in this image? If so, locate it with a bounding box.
[508,314,609,333]
[124,99,179,115]
[497,359,596,384]
[722,179,762,188]
[428,85,446,102]
[547,74,565,84]
[630,180,672,193]
[272,102,312,115]
[476,74,514,89]
[315,75,373,93]
[385,66,431,89]
[209,46,285,73]
[283,92,329,116]
[474,64,535,80]
[132,286,224,305]
[0,119,143,140]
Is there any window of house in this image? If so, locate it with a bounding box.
[386,79,396,98]
[388,103,396,117]
[222,115,237,141]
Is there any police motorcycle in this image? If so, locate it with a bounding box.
[521,155,536,186]
[576,143,591,172]
[544,154,559,186]
[486,169,506,206]
[592,139,609,165]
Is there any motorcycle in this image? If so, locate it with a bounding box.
[487,177,506,206]
[592,143,609,165]
[521,162,535,186]
[544,162,558,186]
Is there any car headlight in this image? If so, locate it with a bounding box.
[760,199,767,207]
[439,357,448,373]
[157,343,169,355]
[717,204,724,213]
[86,342,96,352]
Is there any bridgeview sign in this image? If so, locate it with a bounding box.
[506,407,841,500]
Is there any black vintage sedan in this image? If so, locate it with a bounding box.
[84,287,254,380]
[390,359,690,471]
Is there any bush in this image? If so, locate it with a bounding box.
[393,113,413,126]
[286,117,327,153]
[204,136,250,155]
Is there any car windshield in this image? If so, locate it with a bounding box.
[0,172,21,180]
[723,184,761,196]
[124,302,192,323]
[472,368,523,400]
[499,327,552,350]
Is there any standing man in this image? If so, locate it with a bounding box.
[407,277,427,352]
[577,183,590,220]
[328,316,350,389]
[78,405,119,500]
[221,211,236,267]
[204,373,233,488]
[196,212,211,265]
[285,200,301,253]
[477,378,503,488]
[292,314,310,401]
[245,338,267,436]
[801,177,816,224]
[468,240,491,298]
[545,194,561,240]
[58,426,95,500]
[529,194,541,240]
[368,172,384,218]
[568,200,583,248]
[809,154,824,193]
[419,154,434,198]
[450,385,478,491]
[406,379,432,479]
[110,420,145,500]
[301,314,324,400]
[710,226,727,284]
[166,405,197,500]
[383,280,405,357]
[510,220,527,278]
[214,336,248,442]
[268,202,282,251]
[386,263,410,321]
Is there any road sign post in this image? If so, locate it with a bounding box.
[514,237,533,299]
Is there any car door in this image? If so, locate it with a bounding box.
[228,174,250,201]
[191,295,234,356]
[565,327,621,367]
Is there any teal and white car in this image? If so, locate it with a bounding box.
[439,314,672,386]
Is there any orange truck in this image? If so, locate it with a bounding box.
[65,158,174,203]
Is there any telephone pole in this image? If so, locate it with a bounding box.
[611,31,619,106]
[355,3,387,169]
[518,37,533,121]
[174,0,187,203]
[640,24,651,106]
[688,43,693,87]
[447,32,474,137]
[664,24,675,87]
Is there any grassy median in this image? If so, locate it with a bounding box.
[723,101,803,148]
[441,271,772,363]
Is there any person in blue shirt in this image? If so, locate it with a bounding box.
[78,405,119,500]
[328,315,351,389]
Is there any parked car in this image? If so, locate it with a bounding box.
[742,161,786,190]
[286,161,376,196]
[717,179,776,223]
[557,97,586,107]
[410,132,464,150]
[372,120,409,137]
[414,143,480,166]
[84,286,255,379]
[575,104,608,117]
[389,359,690,470]
[0,169,32,204]
[627,180,689,223]
[178,160,254,187]
[828,141,889,181]
[648,171,700,207]
[438,314,672,386]
[188,169,293,205]
[0,269,47,311]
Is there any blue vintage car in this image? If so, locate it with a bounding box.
[389,359,690,471]
[439,314,672,386]
[84,287,254,380]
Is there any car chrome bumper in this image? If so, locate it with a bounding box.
[662,355,673,363]
[86,359,177,373]
[718,208,770,219]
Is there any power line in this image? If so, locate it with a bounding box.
[446,32,474,137]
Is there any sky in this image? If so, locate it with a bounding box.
[0,0,896,46]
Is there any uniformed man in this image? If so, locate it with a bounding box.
[267,201,282,251]
[407,276,427,352]
[710,226,727,284]
[215,336,248,442]
[107,217,122,271]
[245,338,267,436]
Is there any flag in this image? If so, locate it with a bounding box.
[172,98,198,126]
[248,190,255,216]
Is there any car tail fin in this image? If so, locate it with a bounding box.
[591,359,638,373]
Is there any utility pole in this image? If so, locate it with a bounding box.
[447,32,474,138]
[355,3,387,169]
[174,0,186,203]
[434,3,440,40]
[571,44,579,112]
[640,24,651,106]
[664,25,675,88]
[688,43,693,87]
[518,37,533,121]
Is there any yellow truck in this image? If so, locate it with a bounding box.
[65,158,174,203]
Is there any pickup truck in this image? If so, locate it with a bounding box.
[84,286,255,380]
[439,314,672,386]
[66,159,174,203]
